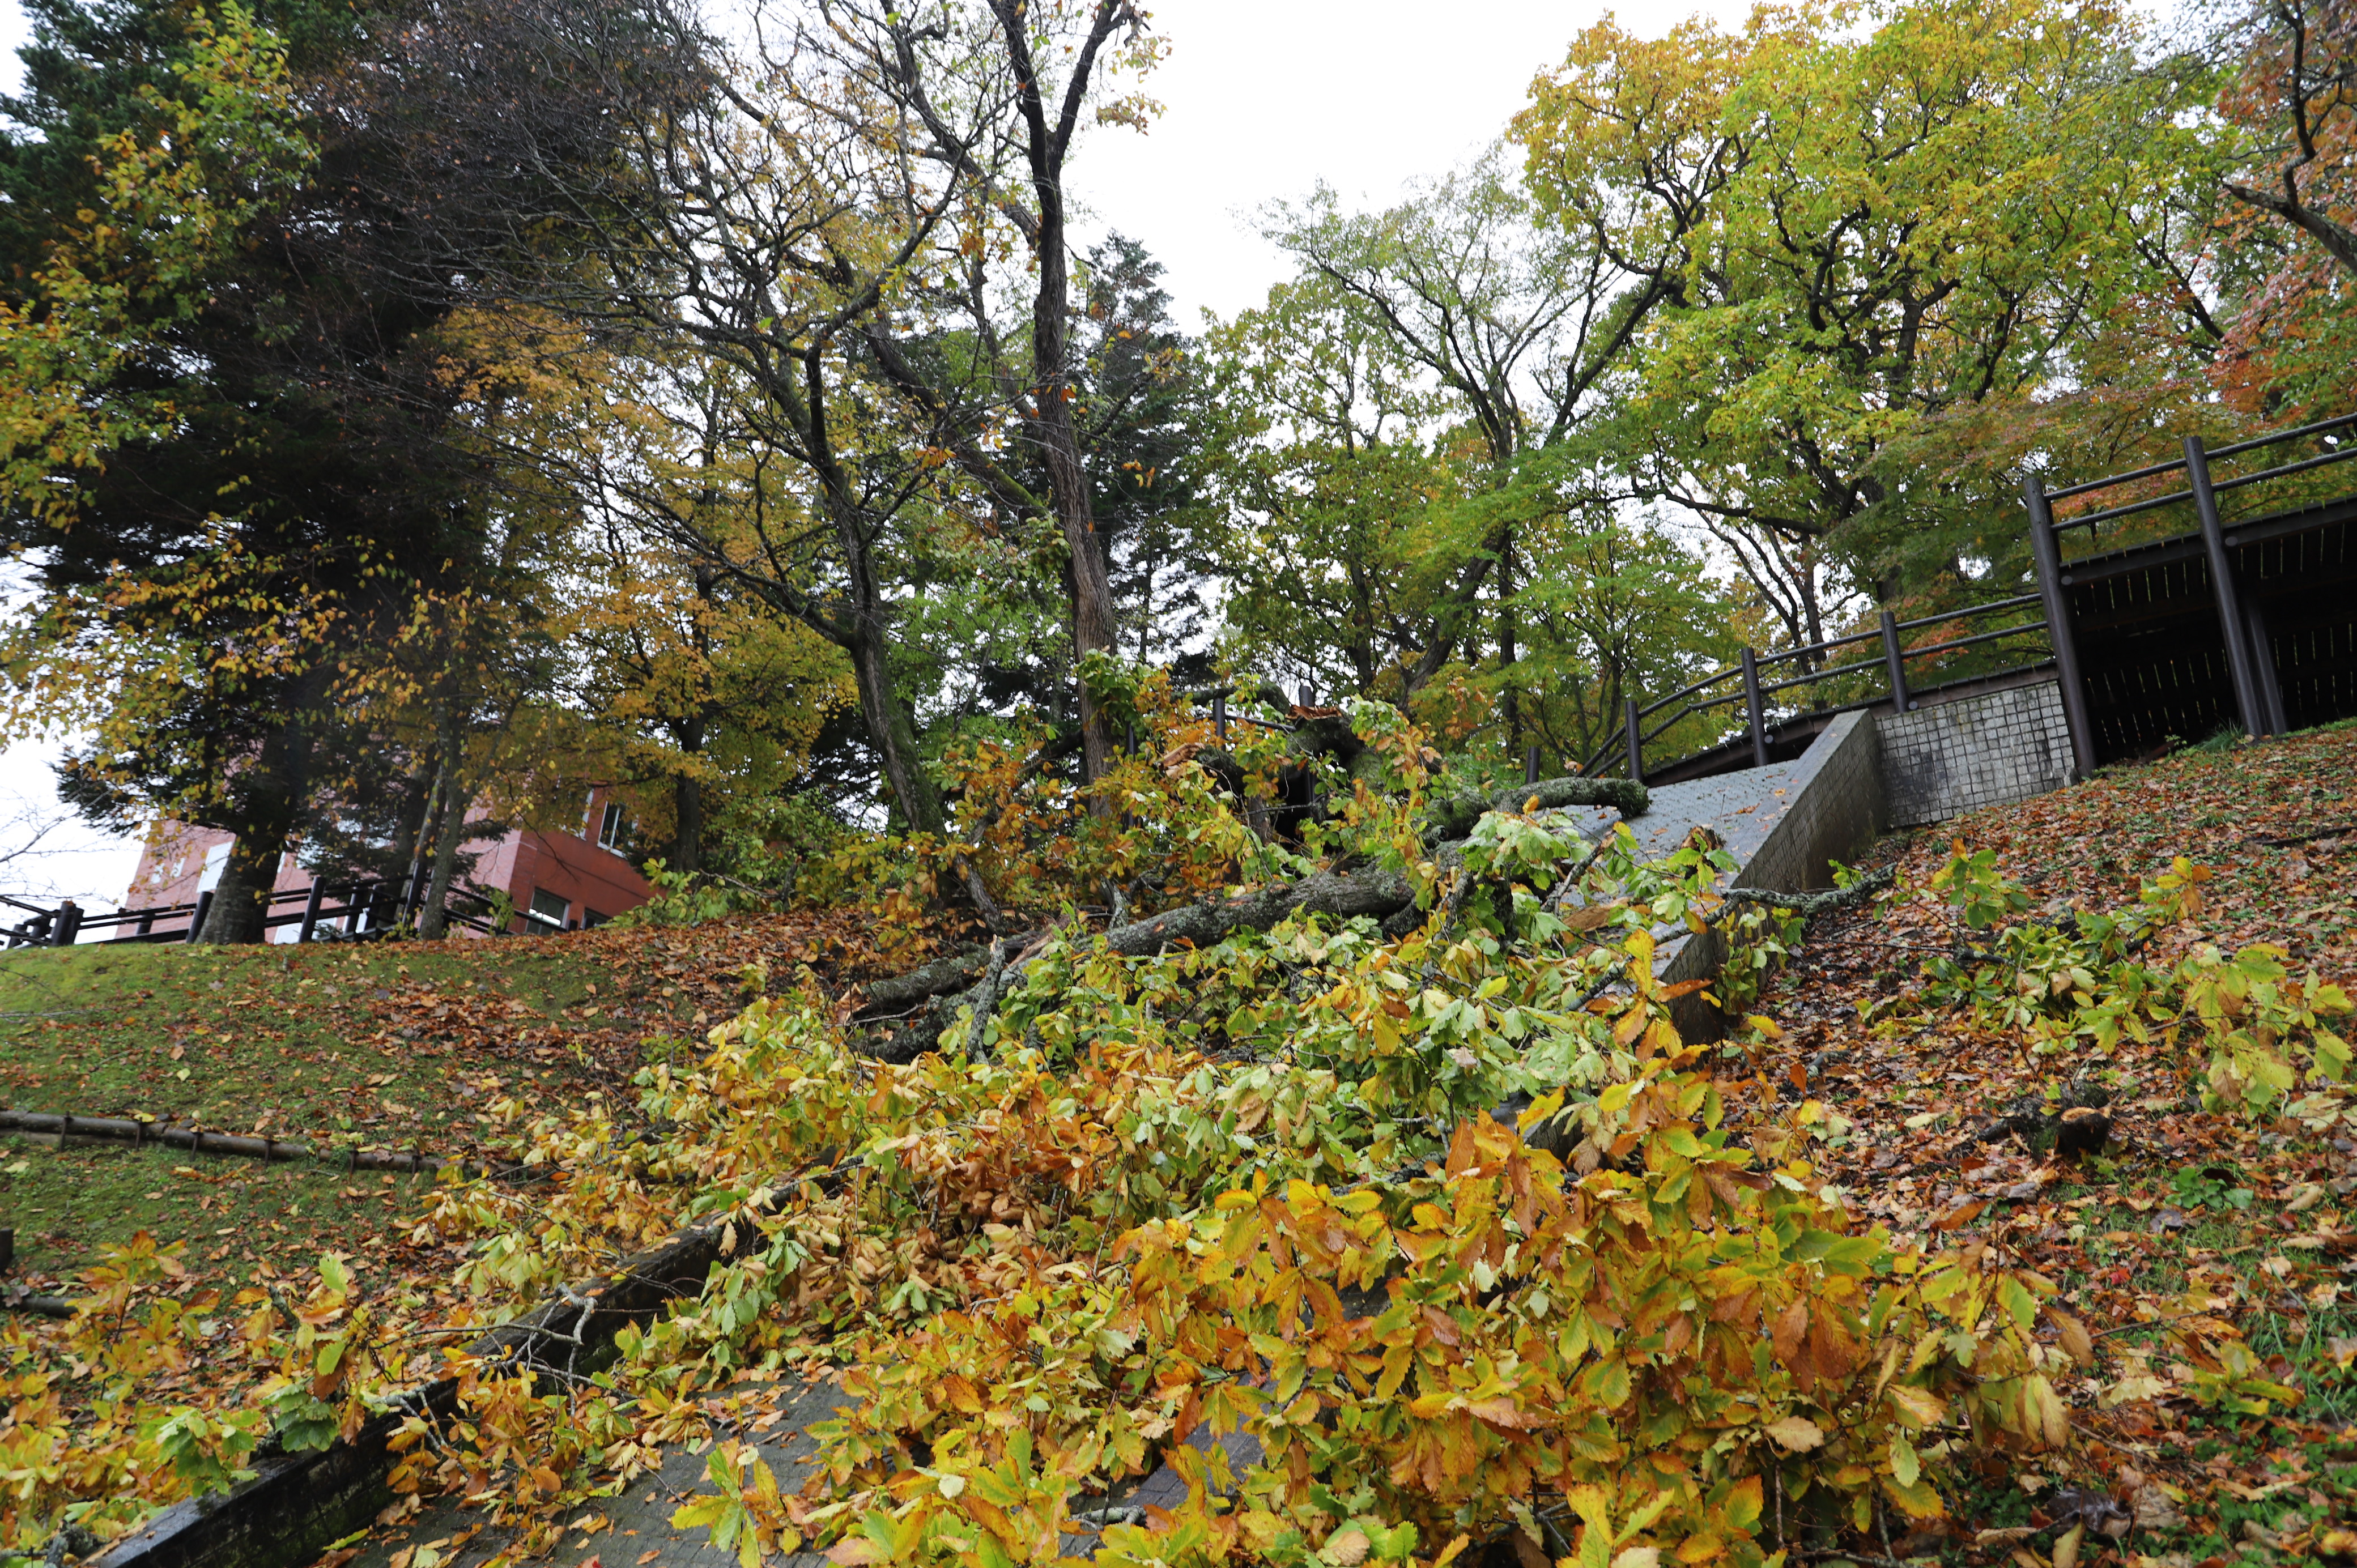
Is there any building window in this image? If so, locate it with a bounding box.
[526,888,571,931]
[583,908,610,929]
[597,802,626,851]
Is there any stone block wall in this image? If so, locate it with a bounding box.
[1878,679,2072,827]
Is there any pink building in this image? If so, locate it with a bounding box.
[123,789,653,940]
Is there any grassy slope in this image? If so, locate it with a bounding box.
[0,911,875,1289]
[1752,721,2357,1560]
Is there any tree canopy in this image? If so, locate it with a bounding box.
[0,0,2341,920]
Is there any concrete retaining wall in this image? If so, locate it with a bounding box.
[1658,709,1886,1034]
[1877,679,2073,827]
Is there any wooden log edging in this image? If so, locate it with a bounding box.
[0,1109,477,1177]
[85,1171,811,1568]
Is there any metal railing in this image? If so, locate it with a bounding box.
[1,870,516,949]
[1579,595,2053,783]
[2020,412,2357,775]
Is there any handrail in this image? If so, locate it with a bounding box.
[3,873,515,948]
[2208,407,2357,462]
[1636,668,1738,722]
[2043,408,2357,501]
[1752,627,1882,671]
[2049,442,2357,534]
[1582,597,2053,783]
[2050,484,2193,533]
[2206,441,2357,497]
[1898,620,2048,661]
[1641,691,1742,746]
[1892,593,2041,632]
[2044,453,2189,503]
[1632,592,2040,726]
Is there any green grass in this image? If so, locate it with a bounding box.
[0,934,691,1290]
[2,1132,439,1285]
[0,937,634,1126]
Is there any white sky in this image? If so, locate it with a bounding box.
[0,0,1746,913]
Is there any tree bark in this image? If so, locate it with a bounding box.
[418,712,471,939]
[1424,774,1650,841]
[671,770,704,879]
[989,0,1132,795]
[845,617,945,836]
[862,864,1421,1062]
[195,688,321,945]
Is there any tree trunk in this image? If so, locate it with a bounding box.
[1500,525,1521,757]
[196,836,283,945]
[417,747,471,939]
[846,620,944,836]
[194,690,320,945]
[672,770,704,879]
[993,0,1121,794]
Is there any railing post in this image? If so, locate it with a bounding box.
[2245,598,2289,735]
[135,910,155,939]
[1741,648,1769,768]
[1878,610,1911,713]
[2184,436,2270,738]
[2023,472,2101,778]
[50,902,80,948]
[1623,698,1644,783]
[185,889,213,944]
[297,878,325,944]
[1211,691,1227,744]
[1524,744,1541,785]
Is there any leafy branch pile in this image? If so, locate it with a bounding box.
[2,715,2105,1568]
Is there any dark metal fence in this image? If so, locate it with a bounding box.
[2024,413,2357,770]
[1568,410,2357,789]
[1,867,514,950]
[1578,596,2056,786]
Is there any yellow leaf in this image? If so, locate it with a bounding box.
[2050,1309,2094,1366]
[2025,1374,2070,1448]
[1763,1414,1823,1451]
[1322,1528,1372,1566]
[1884,1383,1947,1427]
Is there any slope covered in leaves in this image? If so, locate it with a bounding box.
[1745,721,2357,1561]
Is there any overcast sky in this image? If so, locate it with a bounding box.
[0,0,1748,911]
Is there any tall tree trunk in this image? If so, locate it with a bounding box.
[195,682,321,945]
[418,704,469,939]
[197,835,284,945]
[994,0,1125,794]
[672,769,704,877]
[848,619,944,835]
[1500,526,1521,757]
[403,756,445,918]
[670,567,714,878]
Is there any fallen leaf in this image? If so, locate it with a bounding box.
[1322,1528,1372,1566]
[2129,1484,2185,1531]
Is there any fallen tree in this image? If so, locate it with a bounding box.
[1425,774,1650,840]
[863,866,1423,1062]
